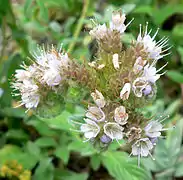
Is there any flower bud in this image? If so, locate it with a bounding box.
[112,53,119,70]
[120,83,131,100]
[91,90,106,108]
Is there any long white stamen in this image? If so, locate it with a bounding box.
[152,28,160,40]
[126,18,134,28]
[145,22,148,36]
[156,62,168,73]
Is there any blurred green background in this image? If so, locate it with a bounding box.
[0,0,183,179]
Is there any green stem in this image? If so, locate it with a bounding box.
[68,0,89,53]
[0,17,7,63]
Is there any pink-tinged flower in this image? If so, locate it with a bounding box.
[114,106,128,125]
[133,57,147,74]
[120,83,131,100]
[86,106,105,122]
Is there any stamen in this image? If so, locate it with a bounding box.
[148,151,155,160]
[161,52,171,58]
[139,24,142,38]
[152,28,160,40]
[161,45,172,53]
[145,22,148,36]
[126,18,134,28]
[156,62,168,73]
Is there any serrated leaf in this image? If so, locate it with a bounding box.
[101,151,149,180]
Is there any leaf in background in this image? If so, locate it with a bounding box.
[166,70,183,83]
[26,141,41,159]
[101,151,149,180]
[54,169,88,180]
[5,129,29,140]
[178,46,183,64]
[90,154,101,171]
[152,5,183,25]
[24,0,33,19]
[54,147,70,165]
[68,140,96,156]
[36,0,49,23]
[121,4,136,14]
[26,118,58,136]
[39,110,71,131]
[35,137,57,148]
[33,158,54,180]
[133,5,153,16]
[175,162,183,177]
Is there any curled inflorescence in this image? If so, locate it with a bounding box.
[12,10,173,165]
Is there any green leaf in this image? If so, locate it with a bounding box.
[68,140,96,156]
[33,158,54,180]
[166,71,183,83]
[175,163,183,177]
[6,129,29,140]
[26,118,58,136]
[90,154,101,171]
[177,46,183,64]
[36,0,49,23]
[35,137,57,148]
[26,141,41,159]
[54,147,70,164]
[152,5,183,25]
[121,4,136,14]
[101,151,149,180]
[24,0,33,19]
[54,170,88,180]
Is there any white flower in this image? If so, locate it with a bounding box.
[133,57,147,74]
[137,23,170,60]
[89,24,107,40]
[112,53,119,70]
[104,122,124,140]
[110,12,133,33]
[145,121,163,138]
[86,106,105,122]
[80,118,100,139]
[32,46,70,87]
[114,106,128,125]
[42,69,62,86]
[143,64,160,84]
[120,83,131,100]
[110,12,126,33]
[20,80,40,109]
[132,77,148,97]
[15,69,31,82]
[91,90,106,108]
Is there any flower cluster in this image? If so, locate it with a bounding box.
[12,46,70,111]
[12,10,173,166]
